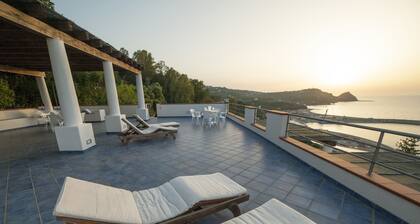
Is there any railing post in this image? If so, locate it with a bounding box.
[244,106,256,125]
[368,131,385,176]
[266,110,289,139]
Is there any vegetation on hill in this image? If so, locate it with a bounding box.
[0,49,215,114]
[208,86,357,110]
[0,79,15,108]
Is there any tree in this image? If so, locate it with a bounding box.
[38,0,55,10]
[132,50,156,84]
[0,47,213,111]
[1,73,41,108]
[191,79,211,103]
[396,137,419,155]
[144,82,165,116]
[120,48,129,57]
[161,68,194,103]
[73,71,106,106]
[0,79,15,109]
[117,83,137,105]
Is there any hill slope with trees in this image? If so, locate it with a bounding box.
[208,86,357,110]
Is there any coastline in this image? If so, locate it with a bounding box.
[287,108,420,152]
[293,109,420,126]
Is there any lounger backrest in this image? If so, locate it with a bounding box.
[121,117,145,135]
[133,114,150,128]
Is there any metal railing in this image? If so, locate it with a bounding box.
[228,103,246,118]
[255,107,267,127]
[227,103,420,186]
[287,113,420,182]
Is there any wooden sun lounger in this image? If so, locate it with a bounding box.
[120,117,177,144]
[57,195,249,224]
[132,114,180,129]
[54,173,249,224]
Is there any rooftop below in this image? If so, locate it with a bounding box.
[0,118,406,224]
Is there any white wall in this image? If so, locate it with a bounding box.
[0,108,45,131]
[0,108,41,120]
[0,105,140,132]
[80,105,138,117]
[157,103,227,117]
[228,114,420,224]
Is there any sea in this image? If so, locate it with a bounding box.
[307,95,420,148]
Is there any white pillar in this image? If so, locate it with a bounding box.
[103,61,126,132]
[135,72,149,120]
[266,110,289,140]
[35,76,53,112]
[244,106,256,125]
[47,38,95,151]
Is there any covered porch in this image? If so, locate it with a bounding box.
[0,0,149,152]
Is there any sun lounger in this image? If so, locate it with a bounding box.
[133,114,180,128]
[120,117,177,144]
[222,198,316,224]
[54,173,249,224]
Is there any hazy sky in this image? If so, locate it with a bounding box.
[54,0,420,96]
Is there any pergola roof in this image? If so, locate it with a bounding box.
[0,0,142,75]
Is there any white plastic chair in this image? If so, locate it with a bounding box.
[219,111,227,122]
[190,109,202,125]
[48,112,64,132]
[202,110,218,127]
[190,109,196,118]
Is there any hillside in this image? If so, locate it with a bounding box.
[208,87,357,110]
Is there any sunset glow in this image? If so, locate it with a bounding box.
[55,0,420,96]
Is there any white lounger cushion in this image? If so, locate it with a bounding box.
[54,173,247,224]
[223,199,316,224]
[140,126,177,135]
[150,122,180,127]
[170,173,247,208]
[54,177,142,224]
[132,173,247,224]
[132,183,189,224]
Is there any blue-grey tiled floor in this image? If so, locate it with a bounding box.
[0,118,406,224]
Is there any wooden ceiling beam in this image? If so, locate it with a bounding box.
[0,2,140,74]
[0,64,45,77]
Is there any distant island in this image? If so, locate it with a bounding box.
[208,87,358,110]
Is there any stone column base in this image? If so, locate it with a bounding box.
[55,123,96,151]
[105,114,127,133]
[136,108,150,120]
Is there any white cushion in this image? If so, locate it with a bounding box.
[222,199,316,224]
[53,177,142,224]
[140,126,160,134]
[150,122,180,127]
[141,126,177,135]
[132,183,189,224]
[54,173,247,224]
[170,173,248,207]
[132,173,246,223]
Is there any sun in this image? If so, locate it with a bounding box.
[305,39,376,87]
[317,59,360,86]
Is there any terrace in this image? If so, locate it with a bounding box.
[0,1,418,223]
[0,117,407,224]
